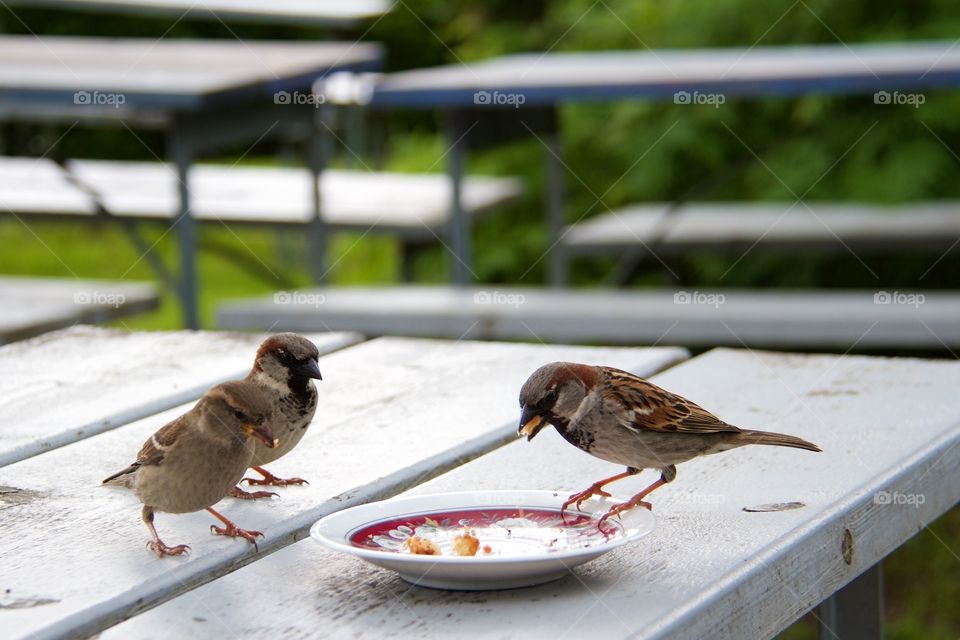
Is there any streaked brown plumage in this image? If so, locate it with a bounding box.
[229,333,321,499]
[103,380,277,557]
[518,362,821,525]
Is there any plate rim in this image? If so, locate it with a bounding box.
[310,489,655,565]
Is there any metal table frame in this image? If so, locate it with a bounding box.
[331,40,960,287]
[0,36,381,328]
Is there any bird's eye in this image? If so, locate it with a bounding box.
[233,409,245,420]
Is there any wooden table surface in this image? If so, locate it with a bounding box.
[345,41,960,107]
[0,328,685,640]
[0,35,382,111]
[0,326,360,467]
[2,0,390,26]
[0,277,159,348]
[99,347,960,640]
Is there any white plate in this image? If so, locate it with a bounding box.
[310,490,655,590]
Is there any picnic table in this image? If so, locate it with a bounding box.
[324,40,960,285]
[0,276,158,345]
[0,34,382,329]
[1,326,957,639]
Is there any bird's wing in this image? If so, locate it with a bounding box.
[102,415,190,485]
[599,366,741,435]
[135,415,188,467]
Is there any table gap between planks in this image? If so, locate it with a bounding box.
[0,330,686,639]
[99,347,960,640]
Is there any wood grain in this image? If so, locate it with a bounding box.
[0,336,686,639]
[101,347,960,640]
[0,326,360,467]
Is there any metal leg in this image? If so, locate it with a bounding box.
[307,108,330,285]
[818,561,883,640]
[444,112,470,285]
[169,135,198,330]
[545,127,567,287]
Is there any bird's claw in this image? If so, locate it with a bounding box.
[242,472,309,487]
[210,523,264,550]
[560,485,613,520]
[146,540,191,558]
[597,500,653,531]
[229,486,279,500]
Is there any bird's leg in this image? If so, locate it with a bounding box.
[228,486,278,501]
[561,467,640,518]
[241,466,309,487]
[142,506,190,558]
[598,466,675,528]
[206,507,264,551]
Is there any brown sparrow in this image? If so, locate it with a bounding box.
[518,362,821,526]
[103,380,278,557]
[229,333,322,499]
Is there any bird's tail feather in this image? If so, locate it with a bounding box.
[101,464,139,488]
[737,429,822,452]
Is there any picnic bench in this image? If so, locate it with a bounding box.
[0,276,158,345]
[1,327,956,639]
[3,0,390,26]
[325,40,960,285]
[562,201,960,276]
[0,156,523,279]
[0,34,383,329]
[216,285,960,349]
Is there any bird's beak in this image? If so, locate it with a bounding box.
[244,422,279,448]
[518,406,547,441]
[296,358,322,380]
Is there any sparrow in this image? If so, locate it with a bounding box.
[229,333,322,499]
[103,380,278,557]
[518,362,822,526]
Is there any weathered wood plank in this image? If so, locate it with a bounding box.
[0,36,381,106]
[66,160,524,233]
[0,277,158,345]
[0,337,686,640]
[351,41,960,108]
[102,348,960,639]
[2,0,390,26]
[217,285,960,348]
[0,326,360,467]
[0,158,523,236]
[563,201,960,253]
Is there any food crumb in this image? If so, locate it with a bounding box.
[405,535,441,555]
[451,529,480,556]
[482,544,493,554]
